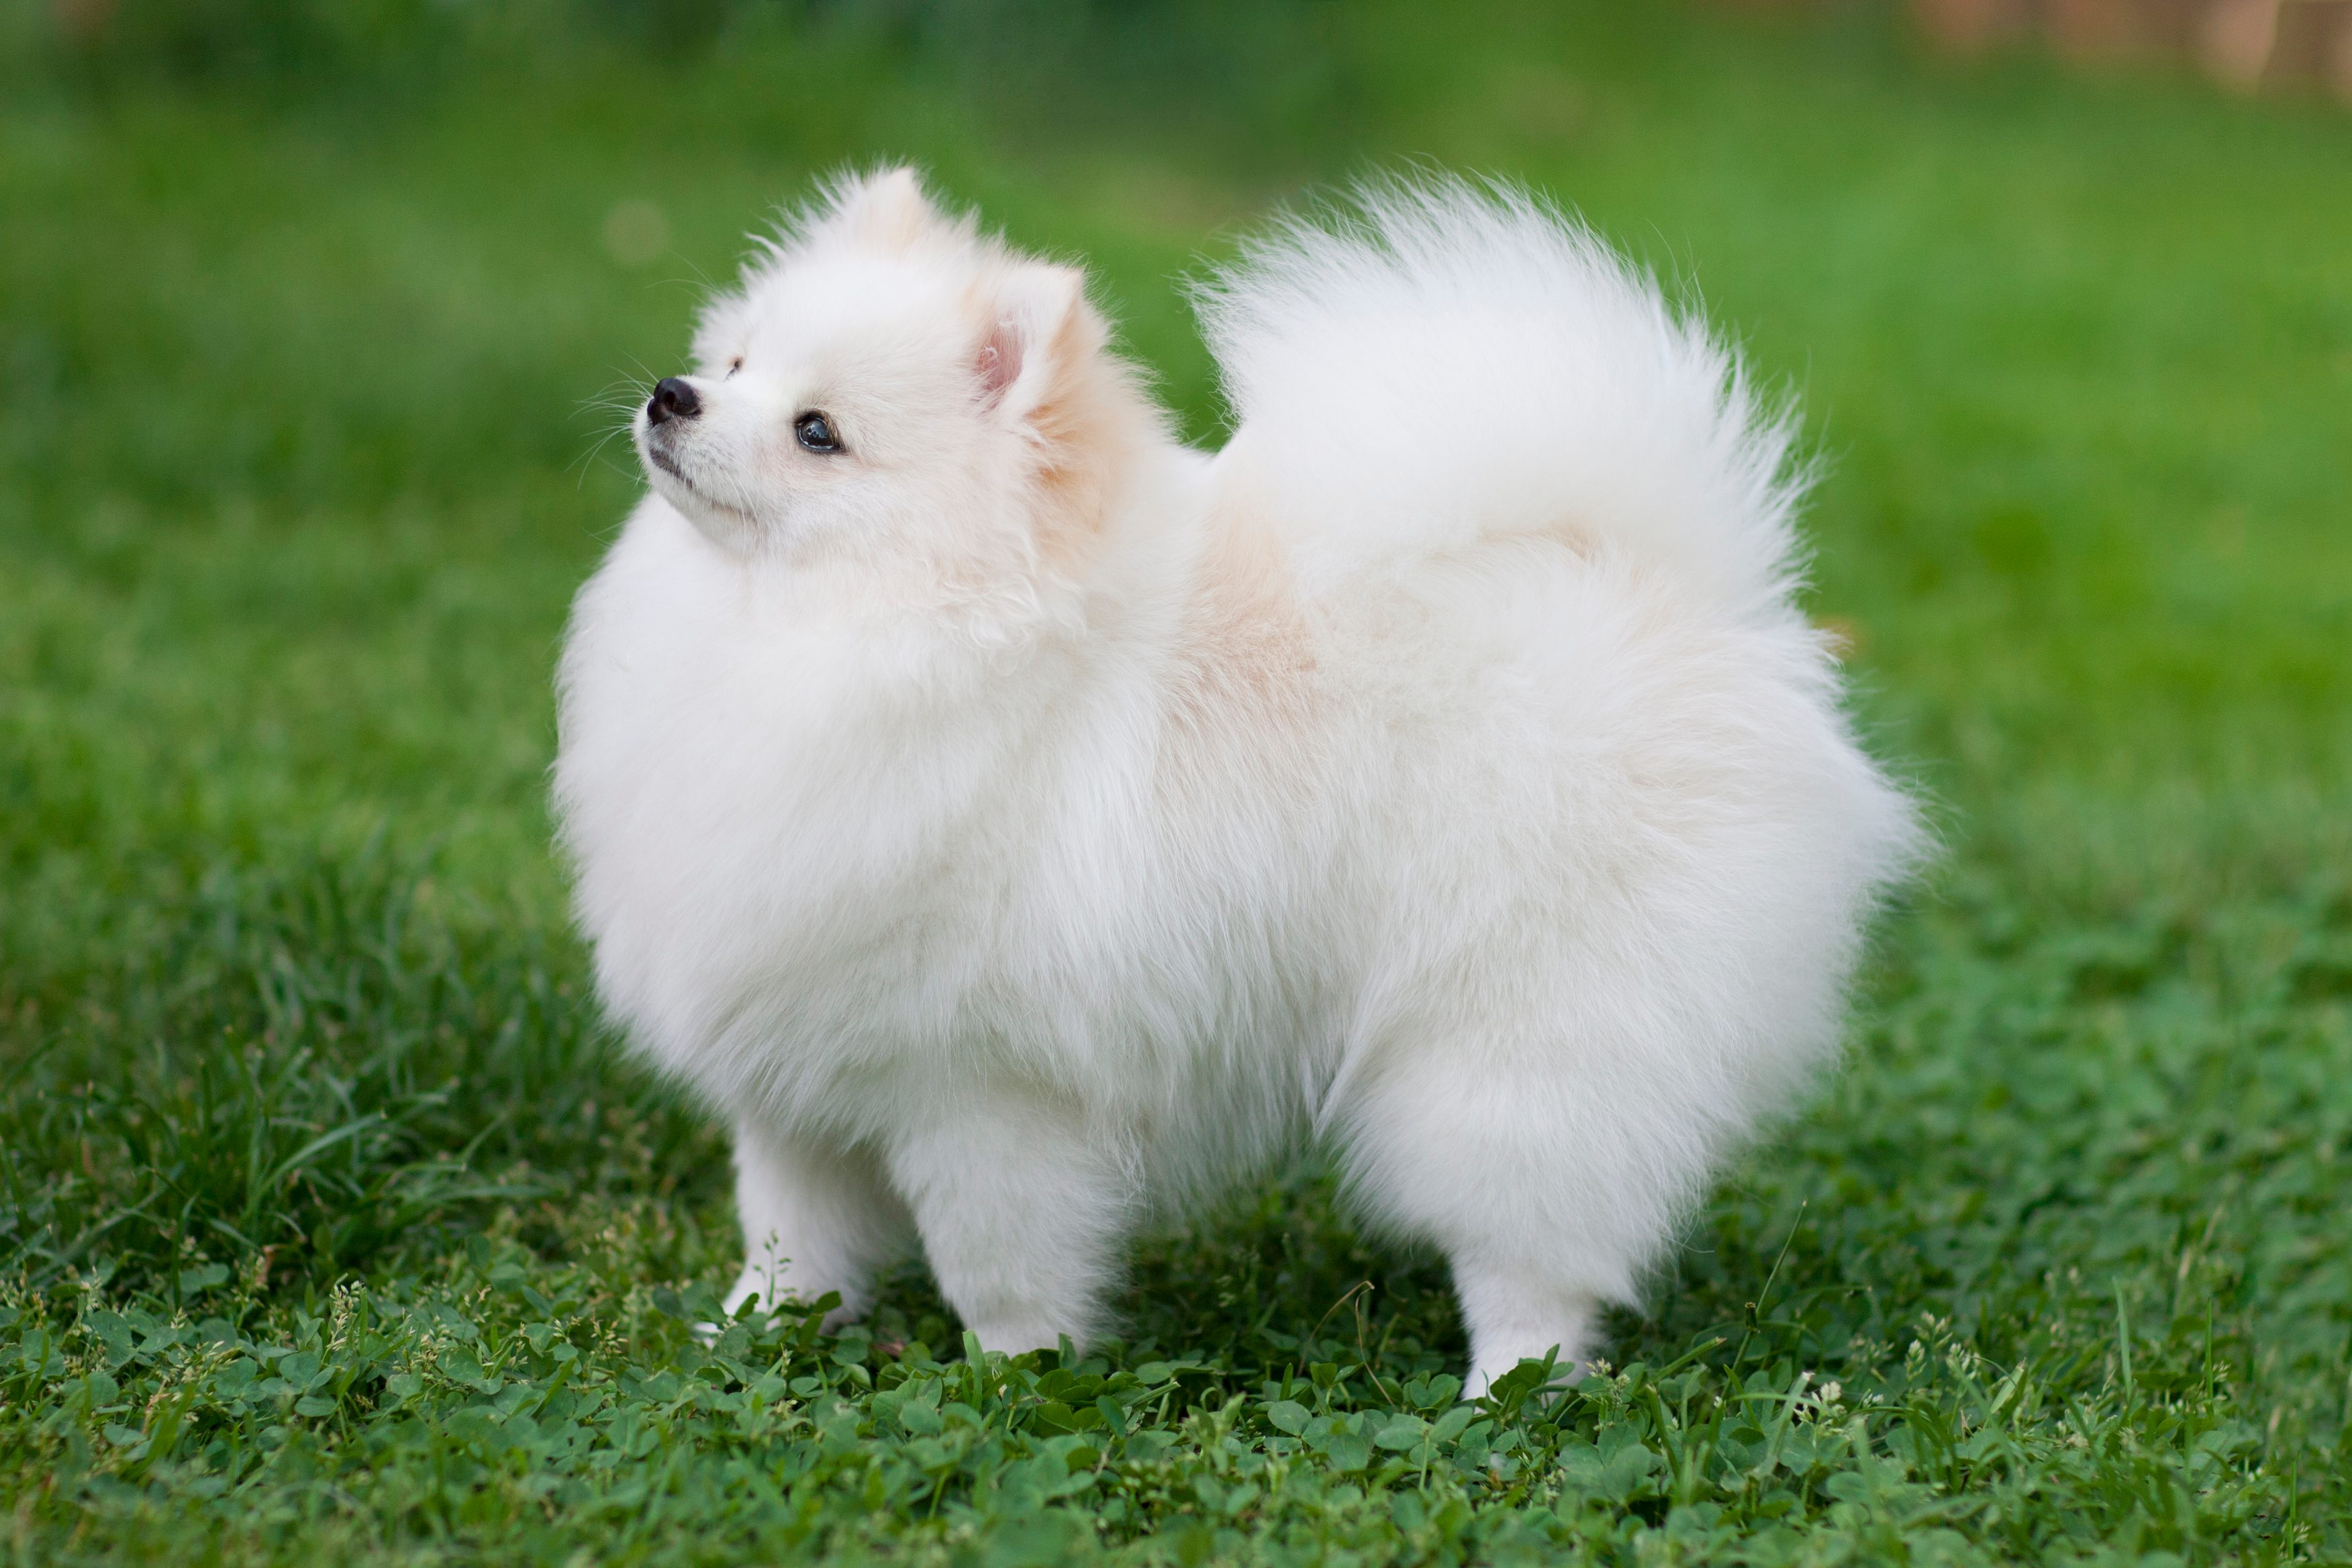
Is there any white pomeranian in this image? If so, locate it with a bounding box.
[554,168,1918,1389]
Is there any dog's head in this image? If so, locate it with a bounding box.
[635,168,1150,601]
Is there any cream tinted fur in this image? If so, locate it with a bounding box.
[554,170,1920,1389]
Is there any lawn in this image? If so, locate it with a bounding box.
[3,2,2350,1562]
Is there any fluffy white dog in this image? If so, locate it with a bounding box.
[554,168,1918,1390]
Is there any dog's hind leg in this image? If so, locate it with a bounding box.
[1331,1034,1706,1396]
[725,1120,916,1327]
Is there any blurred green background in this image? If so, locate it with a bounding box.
[3,2,2350,1563]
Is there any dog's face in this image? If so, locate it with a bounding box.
[634,169,1134,595]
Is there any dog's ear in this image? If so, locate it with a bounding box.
[828,166,942,252]
[973,262,1104,436]
[972,261,1126,567]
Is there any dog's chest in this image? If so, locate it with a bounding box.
[574,623,1304,1099]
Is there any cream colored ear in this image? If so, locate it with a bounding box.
[829,166,940,252]
[975,263,1092,424]
[973,261,1126,567]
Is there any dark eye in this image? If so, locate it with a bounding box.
[794,411,843,454]
[726,357,743,378]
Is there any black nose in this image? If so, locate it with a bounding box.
[647,377,701,426]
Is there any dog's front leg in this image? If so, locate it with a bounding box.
[887,1090,1131,1356]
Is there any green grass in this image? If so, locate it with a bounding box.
[5,3,2351,1562]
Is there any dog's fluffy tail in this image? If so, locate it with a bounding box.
[1199,177,1804,618]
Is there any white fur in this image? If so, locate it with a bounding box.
[553,169,1920,1390]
